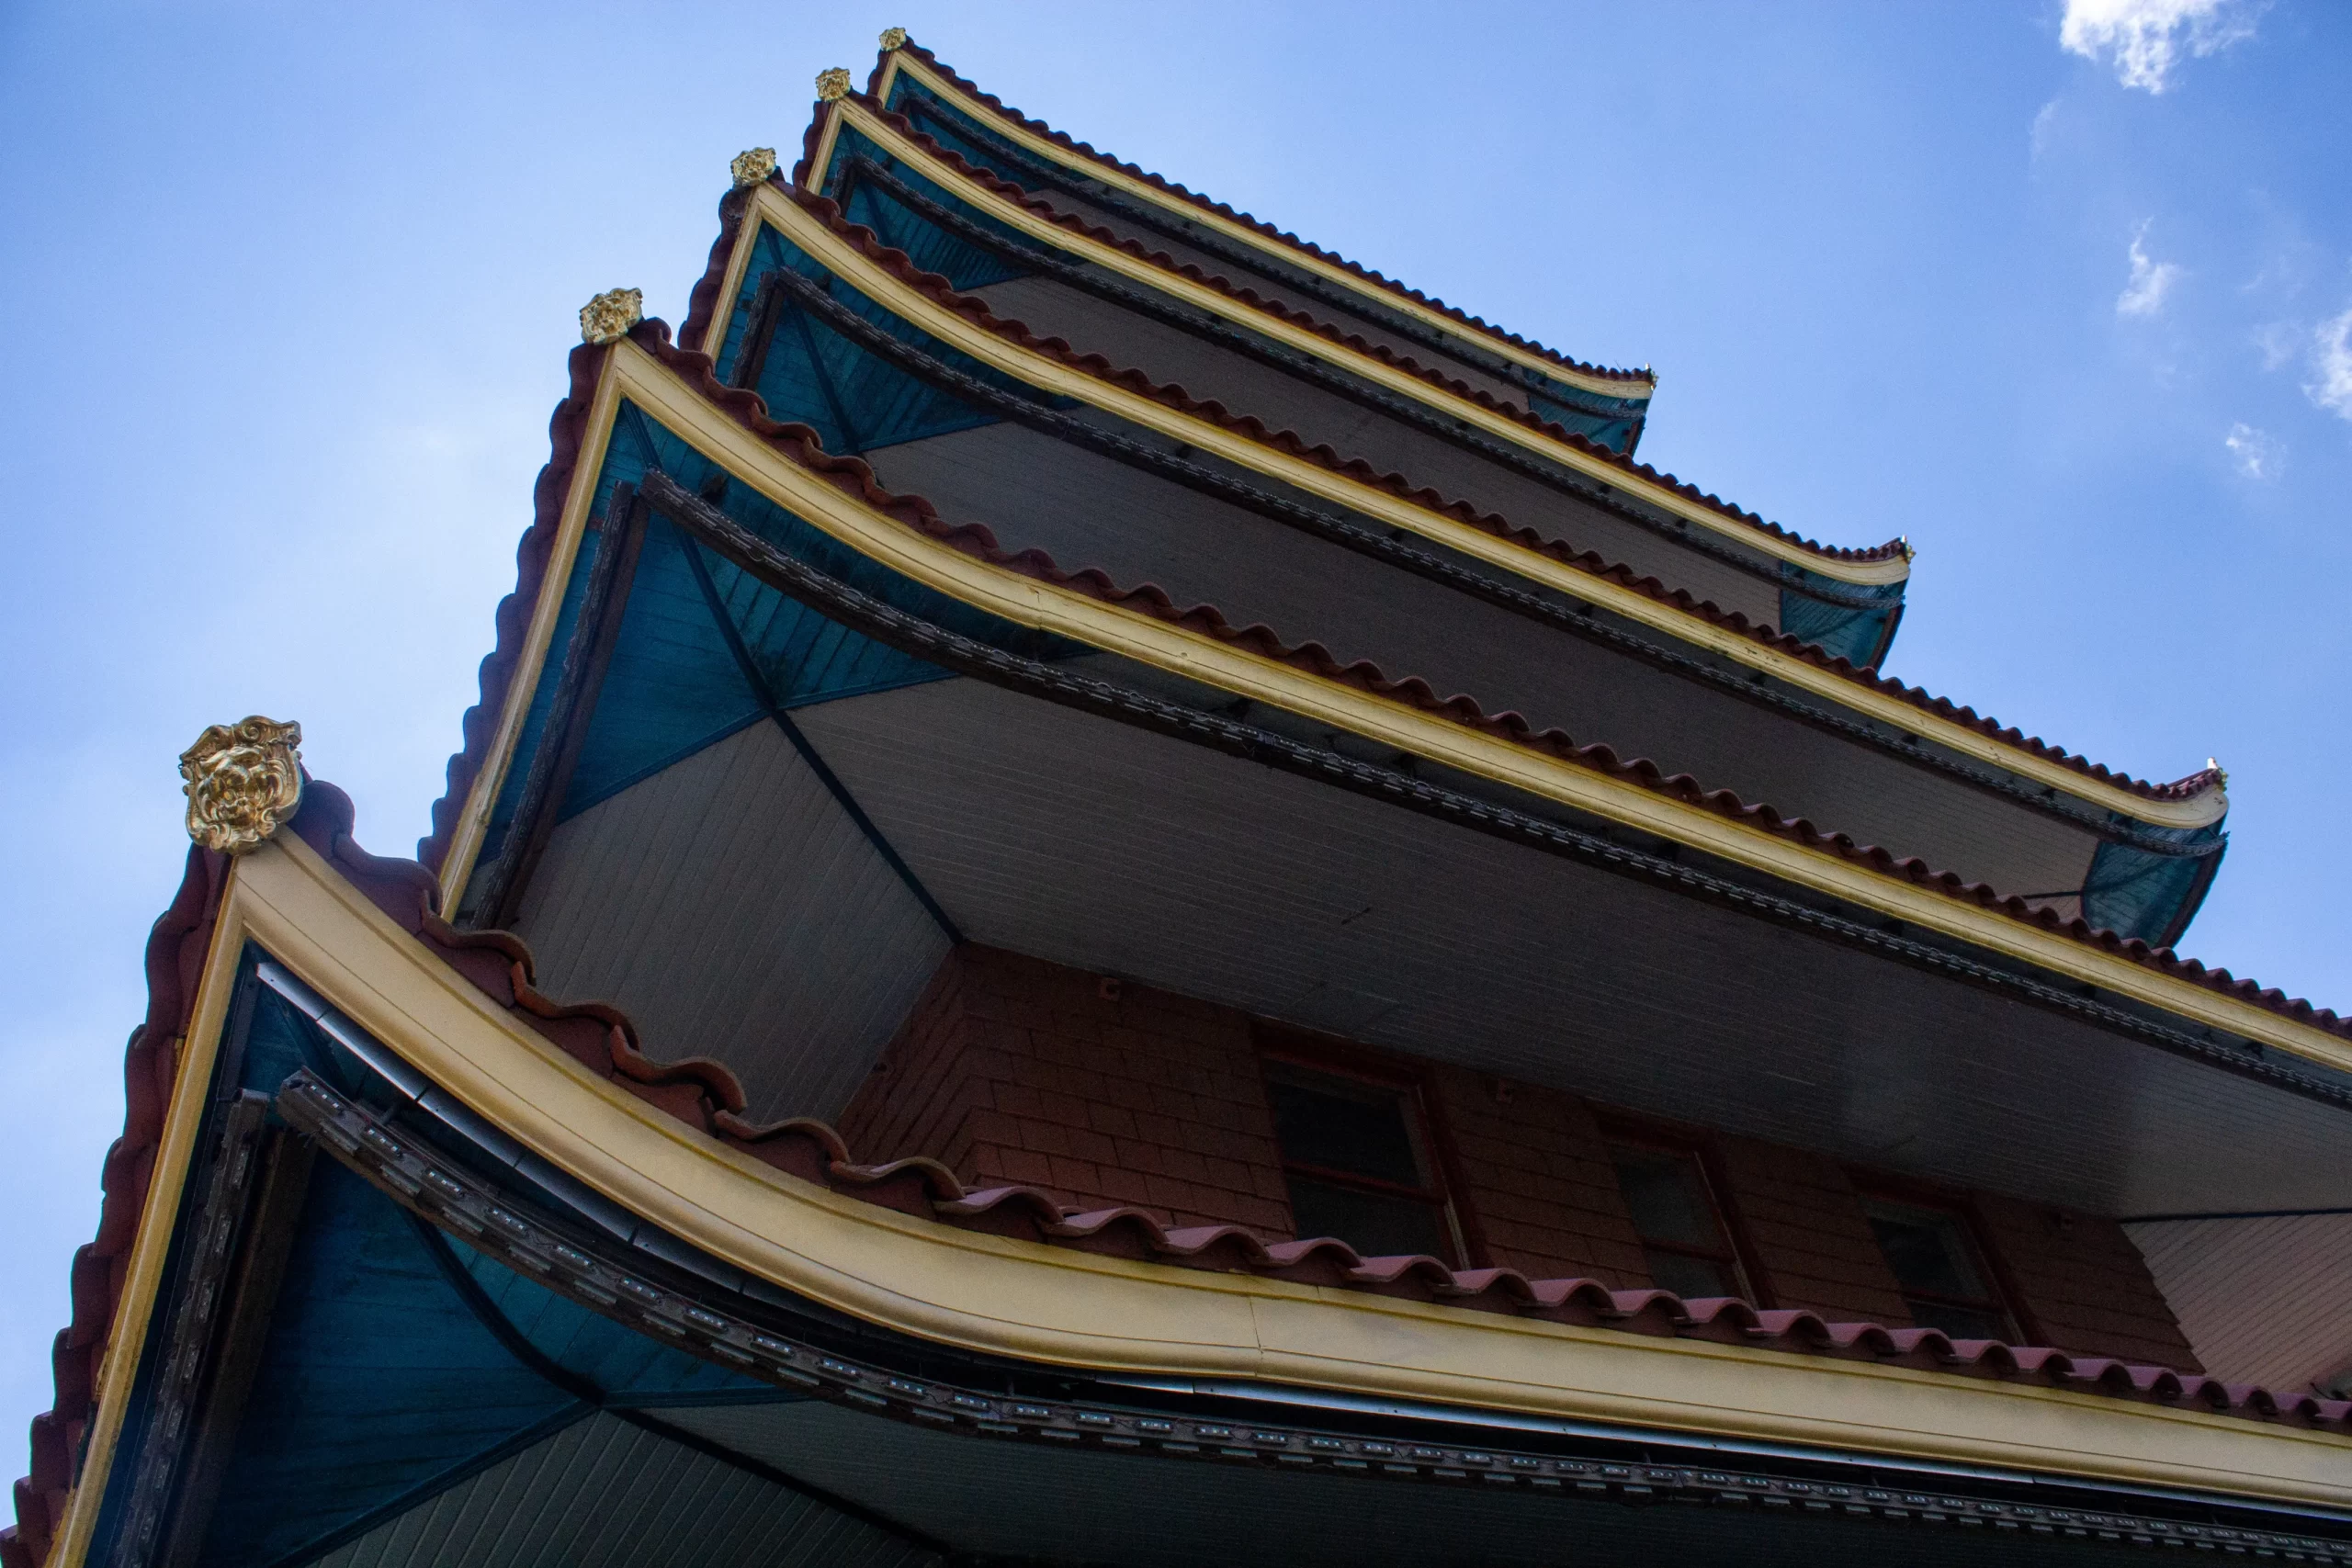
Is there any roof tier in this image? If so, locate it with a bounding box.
[658,185,2222,943]
[862,36,1659,452]
[15,783,2352,1567]
[418,325,2334,1226]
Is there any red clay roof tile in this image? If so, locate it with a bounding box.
[673,201,2210,807]
[10,777,2341,1567]
[602,320,2306,1023]
[865,38,1657,390]
[797,97,1673,476]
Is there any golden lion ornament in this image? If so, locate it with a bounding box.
[179,716,303,854]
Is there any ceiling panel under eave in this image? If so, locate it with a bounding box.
[759,672,2348,1219]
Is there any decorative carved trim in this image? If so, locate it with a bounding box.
[179,717,302,855]
[276,1069,2352,1561]
[112,1095,272,1567]
[816,66,854,101]
[878,27,908,50]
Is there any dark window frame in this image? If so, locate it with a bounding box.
[1595,1114,1770,1305]
[1849,1173,2036,1345]
[1253,1027,1477,1269]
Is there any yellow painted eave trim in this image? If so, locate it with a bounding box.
[825,101,1851,577]
[808,110,1898,588]
[876,51,1655,404]
[444,340,2323,1085]
[692,187,2218,833]
[434,358,624,919]
[47,860,247,1568]
[160,832,2352,1515]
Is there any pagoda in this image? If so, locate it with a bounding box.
[15,31,2352,1568]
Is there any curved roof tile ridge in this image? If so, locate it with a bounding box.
[598,321,2317,1030]
[12,784,2339,1566]
[822,105,1689,479]
[423,318,2248,1022]
[824,103,1653,445]
[678,191,2210,807]
[868,39,1657,390]
[788,120,1884,567]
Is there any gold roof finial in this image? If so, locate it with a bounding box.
[2207,757,2230,790]
[180,717,303,855]
[879,27,909,50]
[730,146,778,188]
[579,288,643,345]
[816,66,854,101]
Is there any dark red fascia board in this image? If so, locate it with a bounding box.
[794,97,1679,494]
[676,182,2221,808]
[864,38,1656,391]
[422,321,2308,1043]
[16,785,2350,1568]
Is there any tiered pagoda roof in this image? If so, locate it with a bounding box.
[11,31,2346,1568]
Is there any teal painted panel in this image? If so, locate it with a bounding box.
[876,75,1652,447]
[198,988,782,1567]
[554,502,768,816]
[1526,389,1642,450]
[2085,824,2226,946]
[549,402,1003,818]
[468,528,605,879]
[823,124,1032,294]
[714,222,1039,458]
[1777,567,1905,668]
[197,1158,582,1568]
[448,1240,763,1404]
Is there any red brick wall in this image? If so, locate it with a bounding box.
[1713,1138,1914,1324]
[841,942,2196,1367]
[838,945,1291,1232]
[1975,1195,2202,1370]
[1422,1067,1649,1288]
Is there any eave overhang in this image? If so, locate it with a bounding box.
[860,39,1657,414]
[802,96,1700,537]
[705,175,1898,593]
[434,334,2301,1089]
[670,186,2222,848]
[53,827,2352,1560]
[32,824,2352,1565]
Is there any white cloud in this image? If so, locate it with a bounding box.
[2030,99,2062,159]
[2253,321,2298,370]
[2223,423,2282,479]
[2309,308,2352,420]
[2060,0,2262,93]
[2117,224,2183,317]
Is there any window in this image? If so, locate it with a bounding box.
[1607,1139,1749,1301]
[1262,1061,1456,1262]
[1862,1197,2017,1341]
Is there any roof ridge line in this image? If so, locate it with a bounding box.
[610,323,2295,1026]
[867,38,1656,388]
[827,100,1661,445]
[797,107,1895,567]
[680,189,2217,807]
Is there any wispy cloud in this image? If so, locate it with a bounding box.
[2117,223,2183,317]
[2060,0,2262,93]
[2309,308,2352,420]
[2223,423,2282,479]
[2253,321,2299,370]
[2030,99,2062,159]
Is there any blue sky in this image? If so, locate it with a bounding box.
[1,0,2346,1487]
